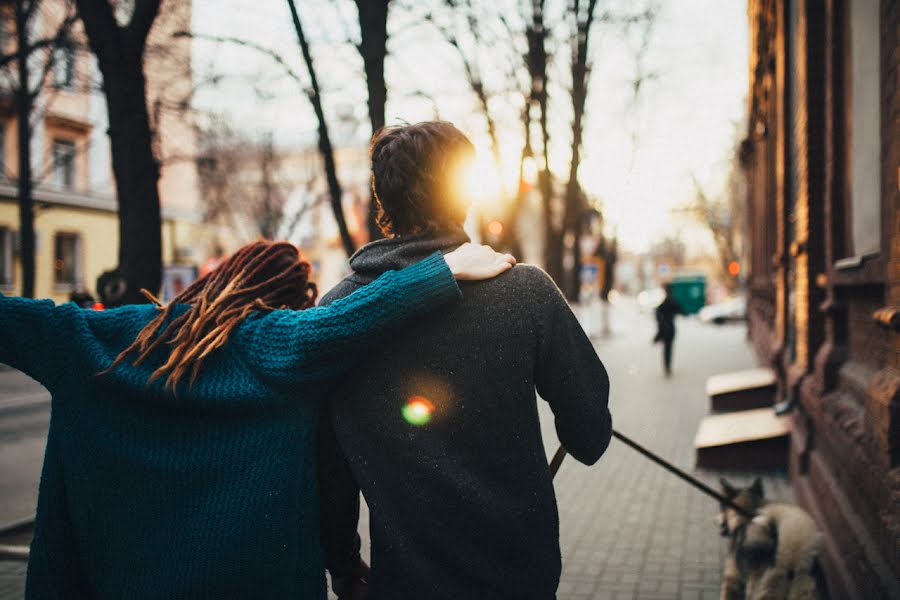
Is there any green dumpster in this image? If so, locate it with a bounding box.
[669,274,706,315]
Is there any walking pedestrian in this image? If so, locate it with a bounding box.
[0,239,513,599]
[654,283,686,376]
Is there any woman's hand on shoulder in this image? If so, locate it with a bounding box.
[443,243,516,281]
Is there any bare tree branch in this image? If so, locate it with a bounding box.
[174,31,308,89]
[287,0,356,256]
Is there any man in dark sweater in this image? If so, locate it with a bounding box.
[317,121,612,599]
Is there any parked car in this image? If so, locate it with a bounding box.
[699,297,747,324]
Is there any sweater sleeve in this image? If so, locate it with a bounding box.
[237,252,461,385]
[0,294,61,389]
[531,269,612,465]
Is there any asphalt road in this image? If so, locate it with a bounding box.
[0,369,49,532]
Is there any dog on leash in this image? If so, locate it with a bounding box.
[718,478,827,600]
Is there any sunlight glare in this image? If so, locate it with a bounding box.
[521,156,538,185]
[459,152,503,208]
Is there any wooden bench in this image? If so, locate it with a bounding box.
[706,367,777,412]
[694,407,791,470]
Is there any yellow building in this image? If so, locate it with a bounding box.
[0,0,213,304]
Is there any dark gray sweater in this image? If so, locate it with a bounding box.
[317,229,612,600]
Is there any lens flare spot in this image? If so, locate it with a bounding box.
[402,396,435,426]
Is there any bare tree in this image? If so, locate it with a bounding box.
[349,0,391,241]
[422,1,504,180]
[525,0,558,280]
[684,170,744,291]
[558,0,599,300]
[0,1,77,297]
[287,0,355,257]
[558,2,658,300]
[74,0,163,305]
[177,25,357,257]
[197,120,318,244]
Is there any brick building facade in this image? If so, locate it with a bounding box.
[743,0,899,597]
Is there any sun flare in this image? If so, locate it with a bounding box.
[458,152,503,208]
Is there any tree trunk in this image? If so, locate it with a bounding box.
[75,0,163,305]
[356,0,389,242]
[101,55,162,304]
[500,102,533,257]
[287,0,356,257]
[526,0,562,285]
[14,1,35,298]
[562,0,598,300]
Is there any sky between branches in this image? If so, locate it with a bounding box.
[191,0,748,254]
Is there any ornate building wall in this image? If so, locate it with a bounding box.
[743,1,900,597]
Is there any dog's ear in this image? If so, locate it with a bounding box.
[750,478,764,499]
[720,477,737,498]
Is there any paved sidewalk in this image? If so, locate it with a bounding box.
[1,300,791,599]
[546,301,791,599]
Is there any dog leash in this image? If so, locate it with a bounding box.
[550,430,755,519]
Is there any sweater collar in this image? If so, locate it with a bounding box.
[348,227,471,281]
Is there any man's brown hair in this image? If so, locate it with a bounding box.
[370,121,474,237]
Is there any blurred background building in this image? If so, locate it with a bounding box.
[743,0,899,597]
[0,0,210,304]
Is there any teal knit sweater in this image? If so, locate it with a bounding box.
[0,253,459,599]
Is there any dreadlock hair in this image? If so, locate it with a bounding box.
[103,240,317,391]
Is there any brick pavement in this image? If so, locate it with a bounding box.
[0,300,791,599]
[543,300,791,600]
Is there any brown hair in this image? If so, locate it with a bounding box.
[371,121,474,236]
[104,240,317,390]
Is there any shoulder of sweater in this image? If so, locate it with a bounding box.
[507,263,554,284]
[80,303,162,330]
[500,264,563,297]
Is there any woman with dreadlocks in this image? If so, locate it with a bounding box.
[0,239,514,599]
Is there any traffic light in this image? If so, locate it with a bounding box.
[728,261,741,277]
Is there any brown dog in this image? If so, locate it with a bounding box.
[718,478,827,600]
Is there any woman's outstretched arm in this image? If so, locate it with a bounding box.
[0,295,61,389]
[237,247,514,385]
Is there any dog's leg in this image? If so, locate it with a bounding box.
[746,568,788,600]
[721,554,745,600]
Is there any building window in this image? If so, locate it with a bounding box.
[0,226,12,288]
[54,232,81,288]
[52,44,75,89]
[52,138,76,189]
[845,0,881,259]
